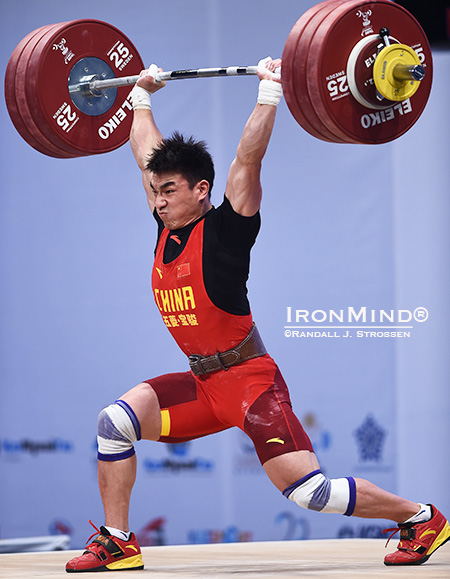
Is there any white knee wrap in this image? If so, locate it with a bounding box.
[97,400,141,461]
[283,470,356,517]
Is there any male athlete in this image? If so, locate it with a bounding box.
[66,58,449,572]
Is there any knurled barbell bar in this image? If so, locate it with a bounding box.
[71,65,260,95]
[4,0,432,158]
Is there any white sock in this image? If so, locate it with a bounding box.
[105,526,131,541]
[402,503,431,525]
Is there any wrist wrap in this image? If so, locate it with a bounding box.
[257,79,283,106]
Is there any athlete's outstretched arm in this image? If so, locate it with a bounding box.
[225,58,282,217]
[129,66,165,212]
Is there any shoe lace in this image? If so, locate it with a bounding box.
[85,520,104,545]
[383,523,417,550]
[382,526,401,548]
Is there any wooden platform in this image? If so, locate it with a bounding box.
[0,539,449,578]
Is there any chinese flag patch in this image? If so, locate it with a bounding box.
[177,263,190,278]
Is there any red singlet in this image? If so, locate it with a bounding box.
[146,203,313,464]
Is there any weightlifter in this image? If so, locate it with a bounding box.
[66,57,449,572]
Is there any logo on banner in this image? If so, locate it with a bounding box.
[353,414,386,462]
[284,306,429,339]
[0,438,74,457]
[142,442,215,475]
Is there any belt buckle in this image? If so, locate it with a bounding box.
[188,355,204,376]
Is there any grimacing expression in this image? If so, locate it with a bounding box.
[150,173,210,230]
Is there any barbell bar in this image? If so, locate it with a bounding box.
[87,66,259,91]
[72,54,421,97]
[4,0,433,157]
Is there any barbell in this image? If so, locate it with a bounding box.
[4,0,432,158]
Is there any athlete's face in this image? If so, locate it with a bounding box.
[150,173,210,230]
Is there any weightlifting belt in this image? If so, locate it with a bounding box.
[188,323,266,376]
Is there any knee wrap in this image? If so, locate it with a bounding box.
[283,470,356,517]
[97,400,141,461]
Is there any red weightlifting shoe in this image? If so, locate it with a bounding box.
[66,521,144,573]
[384,505,450,566]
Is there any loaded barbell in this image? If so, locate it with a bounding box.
[4,0,432,158]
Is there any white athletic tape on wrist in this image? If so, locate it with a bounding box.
[257,79,283,106]
[130,85,152,110]
[97,400,141,461]
[283,470,356,516]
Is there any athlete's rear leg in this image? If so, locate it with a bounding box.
[263,450,420,523]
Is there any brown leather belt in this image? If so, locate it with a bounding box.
[188,323,267,376]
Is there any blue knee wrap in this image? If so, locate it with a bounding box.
[283,470,356,517]
[97,400,141,462]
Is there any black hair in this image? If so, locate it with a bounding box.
[146,132,215,196]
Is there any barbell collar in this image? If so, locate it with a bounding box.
[379,27,391,47]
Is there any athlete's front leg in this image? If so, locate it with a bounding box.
[98,454,137,533]
[66,382,161,573]
[98,381,162,531]
[120,381,162,441]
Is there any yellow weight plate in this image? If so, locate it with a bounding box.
[373,43,422,102]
